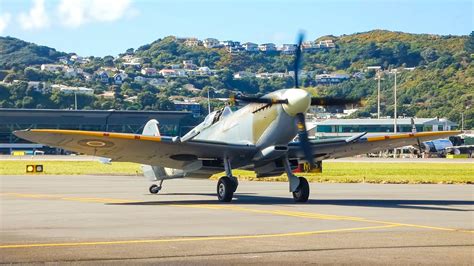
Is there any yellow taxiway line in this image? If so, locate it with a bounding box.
[1,191,472,250]
[0,224,399,249]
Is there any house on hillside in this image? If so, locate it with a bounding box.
[113,73,127,85]
[279,44,297,55]
[97,71,109,83]
[203,38,220,48]
[183,60,198,70]
[301,41,318,53]
[242,42,259,52]
[233,71,255,79]
[315,73,349,84]
[184,38,201,47]
[258,43,277,52]
[141,67,157,76]
[318,40,336,49]
[70,55,89,64]
[41,64,63,72]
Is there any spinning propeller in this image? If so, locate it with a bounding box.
[232,33,359,167]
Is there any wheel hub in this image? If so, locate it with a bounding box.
[218,183,225,197]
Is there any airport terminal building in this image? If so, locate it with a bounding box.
[312,118,458,138]
[0,109,194,154]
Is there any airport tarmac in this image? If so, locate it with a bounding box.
[1,175,473,264]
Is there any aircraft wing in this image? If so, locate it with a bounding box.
[288,131,462,160]
[13,129,257,169]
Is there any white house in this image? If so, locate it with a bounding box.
[233,71,255,79]
[279,44,297,54]
[315,73,349,84]
[197,67,213,76]
[242,42,259,52]
[70,55,86,63]
[52,84,94,95]
[203,38,220,48]
[258,43,277,52]
[184,38,200,47]
[318,40,336,48]
[41,64,63,72]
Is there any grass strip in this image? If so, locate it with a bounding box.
[1,161,472,184]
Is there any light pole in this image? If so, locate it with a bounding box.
[207,89,211,114]
[375,70,384,119]
[393,69,397,134]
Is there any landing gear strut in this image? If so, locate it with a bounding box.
[217,157,238,202]
[284,158,310,203]
[149,180,164,194]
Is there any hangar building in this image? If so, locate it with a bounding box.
[0,108,194,154]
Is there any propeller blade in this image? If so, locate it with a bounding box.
[310,97,360,106]
[294,32,304,88]
[295,112,314,167]
[233,95,288,104]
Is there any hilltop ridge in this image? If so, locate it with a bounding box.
[0,30,472,128]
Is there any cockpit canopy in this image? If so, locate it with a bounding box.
[181,106,233,142]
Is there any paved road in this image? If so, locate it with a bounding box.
[1,175,473,264]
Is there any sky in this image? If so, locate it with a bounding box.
[0,0,472,57]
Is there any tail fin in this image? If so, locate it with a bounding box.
[142,119,160,136]
[141,119,186,181]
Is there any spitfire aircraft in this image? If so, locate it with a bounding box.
[14,35,460,203]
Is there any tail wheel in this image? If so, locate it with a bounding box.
[149,184,161,194]
[217,176,235,202]
[292,177,310,202]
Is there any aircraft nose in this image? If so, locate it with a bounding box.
[282,89,311,116]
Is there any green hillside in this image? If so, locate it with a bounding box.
[0,30,472,128]
[0,36,67,69]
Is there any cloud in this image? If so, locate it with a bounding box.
[0,12,11,34]
[18,0,50,30]
[57,0,133,28]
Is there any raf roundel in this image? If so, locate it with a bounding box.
[78,139,115,148]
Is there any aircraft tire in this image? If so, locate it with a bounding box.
[292,177,310,202]
[149,184,160,194]
[217,176,235,202]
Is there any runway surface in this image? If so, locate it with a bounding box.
[1,175,473,264]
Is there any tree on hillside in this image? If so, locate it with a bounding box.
[421,48,438,63]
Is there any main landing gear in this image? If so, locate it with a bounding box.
[149,180,164,194]
[217,157,239,202]
[284,159,310,202]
